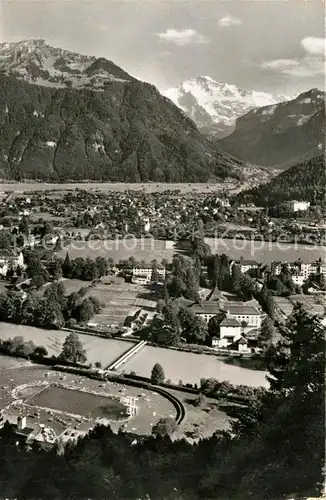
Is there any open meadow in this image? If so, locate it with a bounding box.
[0,182,232,194]
[61,237,325,264]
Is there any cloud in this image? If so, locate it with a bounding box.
[261,37,325,78]
[156,28,207,46]
[84,19,109,31]
[301,37,325,55]
[218,15,242,28]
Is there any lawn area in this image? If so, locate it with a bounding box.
[61,237,324,265]
[60,278,93,295]
[60,239,175,263]
[26,385,128,420]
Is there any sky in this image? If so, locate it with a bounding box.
[1,0,325,95]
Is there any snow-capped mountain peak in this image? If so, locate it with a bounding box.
[0,39,134,90]
[162,76,289,137]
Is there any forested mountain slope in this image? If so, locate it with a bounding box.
[218,89,325,169]
[236,155,325,206]
[0,40,244,182]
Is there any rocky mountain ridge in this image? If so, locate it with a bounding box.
[0,39,135,90]
[0,40,251,182]
[162,76,289,137]
[218,88,325,168]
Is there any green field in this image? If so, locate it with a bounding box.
[61,237,324,264]
[26,385,128,420]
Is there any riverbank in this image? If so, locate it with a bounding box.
[0,323,268,388]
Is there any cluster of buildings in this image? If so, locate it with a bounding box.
[0,251,25,277]
[131,265,166,285]
[272,259,326,287]
[233,258,326,287]
[189,291,265,353]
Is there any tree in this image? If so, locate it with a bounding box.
[59,332,87,364]
[151,261,160,283]
[266,304,325,393]
[18,216,29,236]
[259,316,275,347]
[208,312,226,337]
[186,316,208,344]
[33,346,48,358]
[77,298,95,324]
[62,252,71,277]
[31,273,45,289]
[194,393,206,407]
[152,417,178,437]
[151,363,165,384]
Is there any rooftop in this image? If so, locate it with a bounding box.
[220,318,241,327]
[189,302,220,314]
[227,305,261,316]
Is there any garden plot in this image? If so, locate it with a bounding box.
[86,280,151,327]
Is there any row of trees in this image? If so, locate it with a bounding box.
[0,283,101,329]
[0,331,87,366]
[0,336,48,358]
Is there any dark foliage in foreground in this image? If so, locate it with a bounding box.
[0,306,324,499]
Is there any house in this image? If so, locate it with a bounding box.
[234,259,259,274]
[286,200,310,212]
[211,336,220,348]
[189,302,219,323]
[132,266,166,285]
[236,337,249,352]
[225,305,263,328]
[0,251,24,276]
[291,274,305,286]
[220,318,241,340]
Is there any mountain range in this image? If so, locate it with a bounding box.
[0,39,323,181]
[0,40,246,182]
[162,76,289,138]
[218,89,325,168]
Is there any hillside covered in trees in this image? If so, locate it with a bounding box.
[236,155,325,207]
[0,307,324,499]
[0,64,243,182]
[218,88,325,168]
